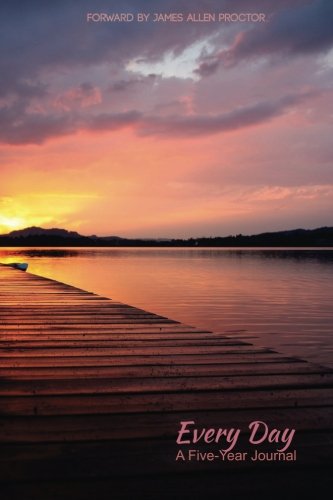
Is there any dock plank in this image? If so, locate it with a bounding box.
[0,361,323,380]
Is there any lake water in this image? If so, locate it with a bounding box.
[1,247,333,368]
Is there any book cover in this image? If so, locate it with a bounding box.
[0,1,332,499]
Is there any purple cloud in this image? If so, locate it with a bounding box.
[0,89,318,144]
[0,1,330,145]
[138,91,317,137]
[0,101,75,144]
[87,110,142,131]
[196,0,333,75]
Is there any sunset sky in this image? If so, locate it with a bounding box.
[0,0,332,238]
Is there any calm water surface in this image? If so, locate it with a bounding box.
[1,247,333,368]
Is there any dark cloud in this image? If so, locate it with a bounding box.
[0,0,222,98]
[234,0,333,57]
[109,74,157,92]
[88,110,142,131]
[196,0,333,75]
[195,58,220,78]
[0,0,329,144]
[139,91,316,137]
[0,104,75,144]
[0,99,141,144]
[1,1,307,98]
[0,89,316,144]
[0,0,319,95]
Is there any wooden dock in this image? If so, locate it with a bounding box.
[0,264,332,499]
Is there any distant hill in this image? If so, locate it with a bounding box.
[0,226,124,246]
[191,227,333,247]
[0,226,332,247]
[7,226,83,239]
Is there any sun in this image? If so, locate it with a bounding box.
[0,216,26,234]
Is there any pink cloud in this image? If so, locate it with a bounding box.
[54,83,101,111]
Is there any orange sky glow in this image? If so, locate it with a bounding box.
[1,1,332,238]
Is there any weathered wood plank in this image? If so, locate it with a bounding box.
[0,339,250,349]
[2,387,333,416]
[1,372,333,397]
[0,353,308,367]
[0,332,227,340]
[0,345,275,357]
[0,361,321,380]
[0,325,207,333]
